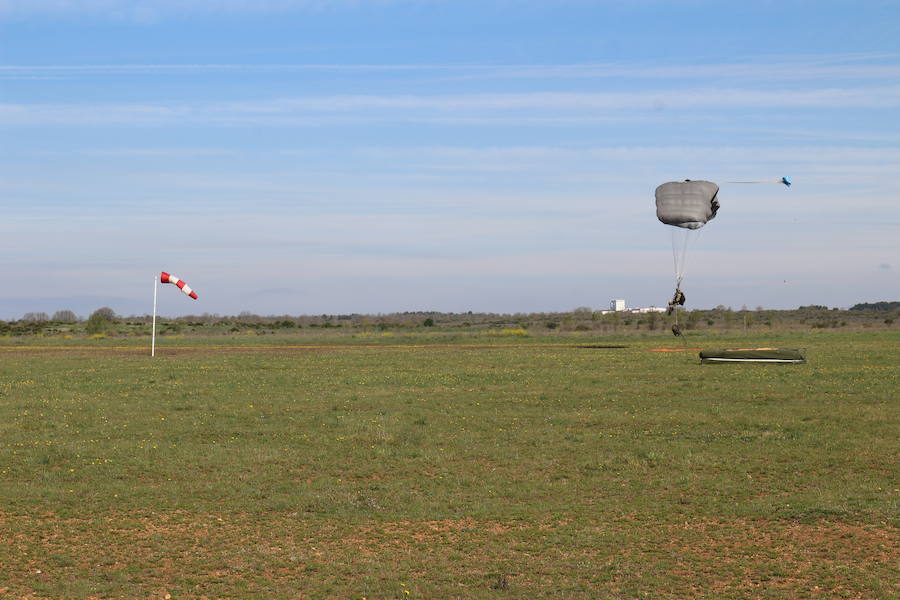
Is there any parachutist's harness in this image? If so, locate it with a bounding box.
[667,287,687,335]
[666,287,686,316]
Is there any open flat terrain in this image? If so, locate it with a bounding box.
[1,330,898,599]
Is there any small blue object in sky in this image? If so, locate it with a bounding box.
[782,176,792,187]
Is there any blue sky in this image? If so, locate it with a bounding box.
[2,0,899,317]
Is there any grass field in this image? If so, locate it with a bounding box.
[1,330,898,599]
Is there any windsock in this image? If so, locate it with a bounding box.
[160,272,198,300]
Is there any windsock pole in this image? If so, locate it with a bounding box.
[153,272,198,356]
[151,276,158,357]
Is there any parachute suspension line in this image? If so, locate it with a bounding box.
[670,229,688,329]
[725,176,792,187]
[670,227,701,334]
[671,228,689,288]
[670,227,701,289]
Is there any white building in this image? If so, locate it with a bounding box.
[599,299,667,315]
[631,306,667,314]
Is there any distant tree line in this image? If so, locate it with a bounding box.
[2,302,898,337]
[20,310,79,322]
[850,301,900,311]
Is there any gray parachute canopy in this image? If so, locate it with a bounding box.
[655,180,720,230]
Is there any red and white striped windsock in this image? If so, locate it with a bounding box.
[160,272,198,300]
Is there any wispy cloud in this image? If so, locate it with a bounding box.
[2,56,899,82]
[358,144,900,166]
[4,86,900,126]
[0,0,413,21]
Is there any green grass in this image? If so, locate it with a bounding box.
[1,330,898,599]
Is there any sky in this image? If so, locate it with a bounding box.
[2,0,899,318]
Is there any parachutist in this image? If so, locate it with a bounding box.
[671,324,682,337]
[667,288,686,315]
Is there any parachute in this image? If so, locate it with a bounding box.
[655,180,720,230]
[654,177,790,334]
[655,180,719,304]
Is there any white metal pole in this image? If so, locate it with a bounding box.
[151,276,158,357]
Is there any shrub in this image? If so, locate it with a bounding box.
[92,307,117,321]
[86,309,115,334]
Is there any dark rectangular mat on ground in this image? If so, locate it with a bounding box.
[699,348,806,364]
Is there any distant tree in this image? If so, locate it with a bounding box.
[21,312,49,322]
[86,307,116,334]
[423,318,435,327]
[52,310,78,322]
[92,307,117,321]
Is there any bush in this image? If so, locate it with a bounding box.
[92,307,117,321]
[85,308,115,334]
